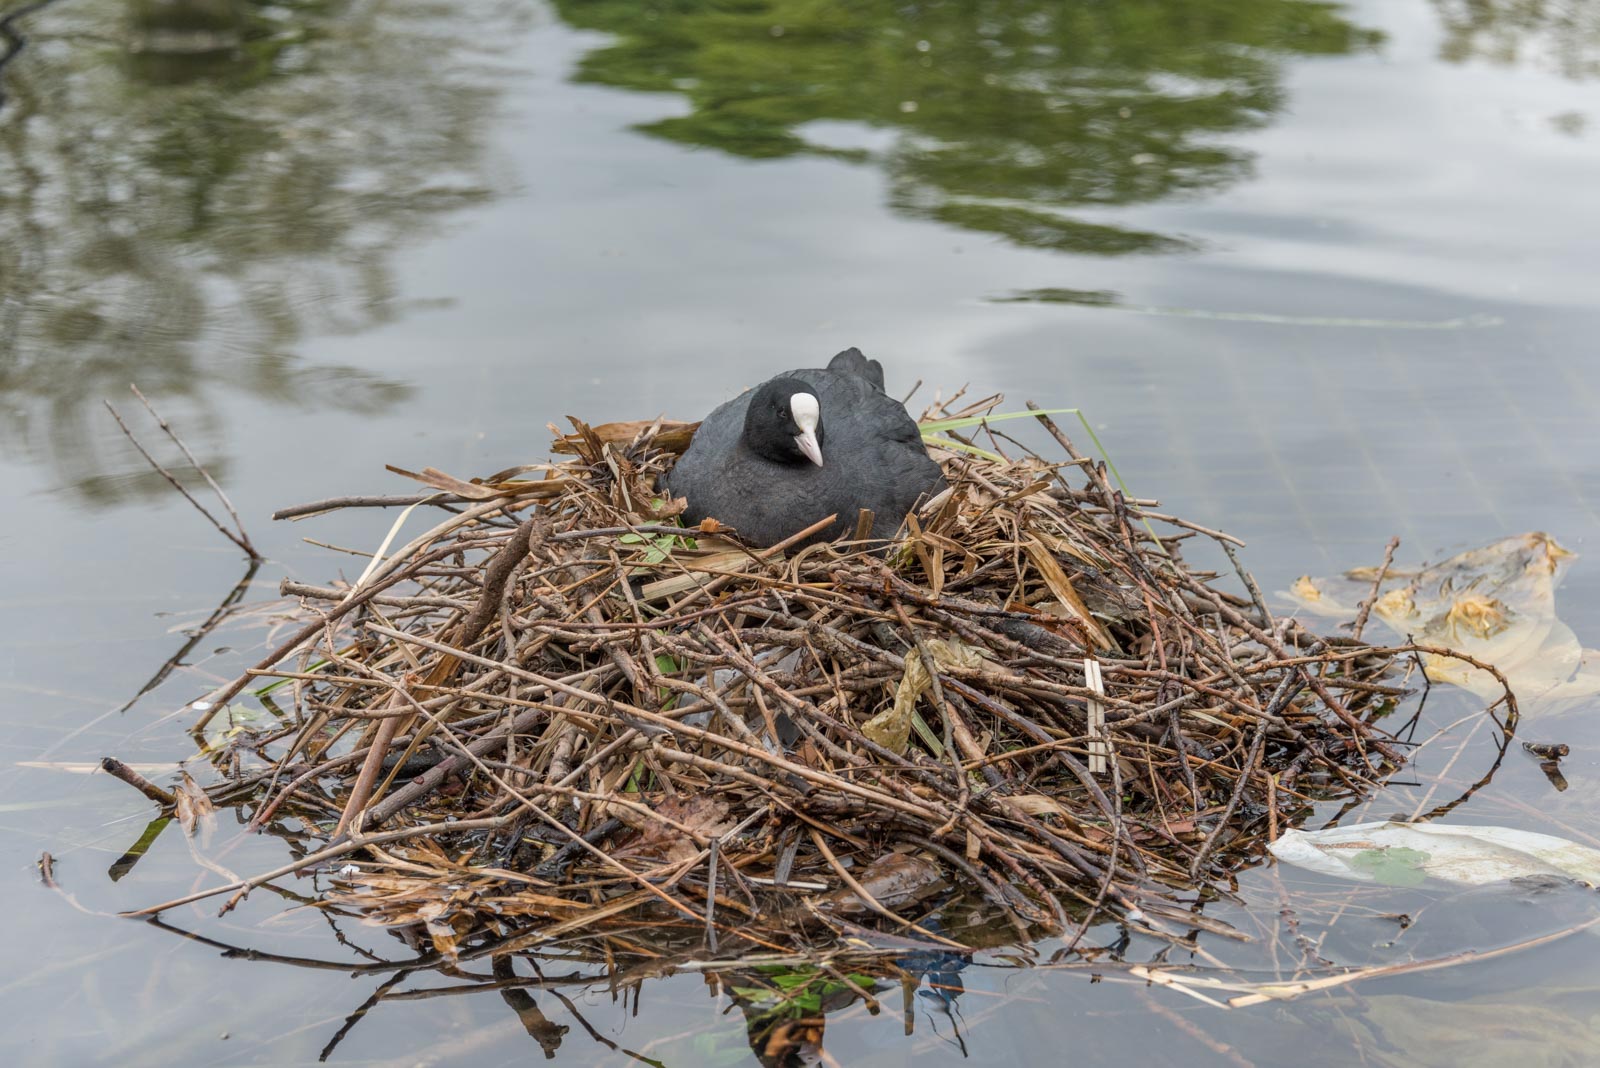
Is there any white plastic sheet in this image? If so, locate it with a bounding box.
[1269,821,1600,887]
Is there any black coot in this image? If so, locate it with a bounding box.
[666,348,946,547]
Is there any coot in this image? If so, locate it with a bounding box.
[666,348,946,547]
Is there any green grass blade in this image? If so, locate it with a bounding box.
[255,657,333,696]
[1073,411,1166,557]
[918,407,1078,433]
[919,401,1168,559]
[920,435,1006,462]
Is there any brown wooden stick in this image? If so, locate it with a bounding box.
[99,757,177,807]
[1351,536,1401,641]
[335,515,550,835]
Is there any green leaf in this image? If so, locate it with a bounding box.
[623,757,646,794]
[623,531,694,564]
[108,816,172,882]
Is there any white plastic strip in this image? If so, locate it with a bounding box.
[1085,657,1107,775]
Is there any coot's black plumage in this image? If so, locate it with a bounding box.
[667,349,946,547]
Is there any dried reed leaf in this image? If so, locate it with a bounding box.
[1025,538,1116,651]
[551,418,700,456]
[385,463,573,500]
[173,772,216,845]
[639,551,753,600]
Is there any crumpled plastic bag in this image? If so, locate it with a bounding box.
[862,638,988,754]
[1289,532,1600,712]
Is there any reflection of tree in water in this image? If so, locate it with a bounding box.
[1433,0,1600,81]
[0,0,529,500]
[554,0,1379,257]
[140,910,969,1066]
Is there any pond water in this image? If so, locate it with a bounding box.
[3,0,1600,1064]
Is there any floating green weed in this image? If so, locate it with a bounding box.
[729,965,879,1019]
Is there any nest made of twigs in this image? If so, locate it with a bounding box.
[187,401,1408,959]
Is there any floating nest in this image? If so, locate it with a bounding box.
[159,400,1417,960]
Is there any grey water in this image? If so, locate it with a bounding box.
[3,0,1600,1064]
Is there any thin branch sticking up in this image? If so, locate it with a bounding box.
[104,386,262,561]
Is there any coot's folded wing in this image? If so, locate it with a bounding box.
[662,390,750,513]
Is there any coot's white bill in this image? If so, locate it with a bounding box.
[791,393,823,467]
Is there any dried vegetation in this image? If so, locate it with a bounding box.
[134,399,1435,962]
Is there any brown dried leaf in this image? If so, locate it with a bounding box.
[645,494,689,521]
[1007,793,1073,819]
[173,771,215,845]
[417,900,465,959]
[613,795,734,865]
[822,853,946,916]
[560,417,606,465]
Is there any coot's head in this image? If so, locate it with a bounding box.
[744,379,824,467]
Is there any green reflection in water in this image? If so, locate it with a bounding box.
[1433,0,1600,82]
[0,0,531,501]
[554,0,1381,256]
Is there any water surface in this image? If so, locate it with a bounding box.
[3,0,1600,1064]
